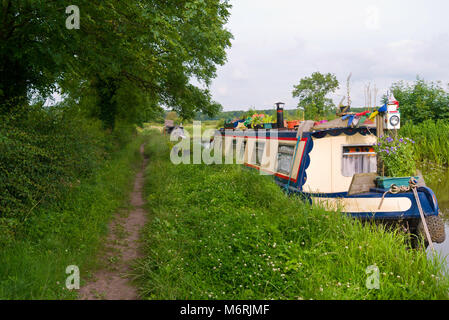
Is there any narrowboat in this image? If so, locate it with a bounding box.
[214,103,446,245]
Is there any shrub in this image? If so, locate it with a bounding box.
[374,135,416,177]
[400,120,449,166]
[0,104,135,244]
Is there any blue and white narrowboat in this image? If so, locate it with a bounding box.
[215,104,445,244]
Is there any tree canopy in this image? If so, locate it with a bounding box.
[390,77,449,124]
[0,0,233,127]
[292,72,339,119]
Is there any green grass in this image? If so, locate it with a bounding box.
[180,120,219,137]
[135,132,449,300]
[400,120,449,167]
[0,136,144,299]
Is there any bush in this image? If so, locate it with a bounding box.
[0,104,135,245]
[391,78,449,124]
[0,135,143,299]
[374,135,416,177]
[400,120,449,166]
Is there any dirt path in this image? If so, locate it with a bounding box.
[79,144,149,300]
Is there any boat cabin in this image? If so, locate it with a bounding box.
[215,117,440,221]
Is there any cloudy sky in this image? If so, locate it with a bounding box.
[209,0,449,111]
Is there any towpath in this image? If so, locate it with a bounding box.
[79,144,148,300]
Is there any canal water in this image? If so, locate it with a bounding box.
[422,166,449,269]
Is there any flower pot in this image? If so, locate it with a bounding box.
[287,120,300,129]
[263,123,272,129]
[375,176,419,189]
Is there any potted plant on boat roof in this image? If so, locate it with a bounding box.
[251,114,264,129]
[224,118,234,129]
[243,117,252,128]
[262,115,274,129]
[373,135,418,188]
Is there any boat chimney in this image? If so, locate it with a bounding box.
[275,102,285,128]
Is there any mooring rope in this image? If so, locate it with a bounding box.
[378,185,411,209]
[378,177,435,252]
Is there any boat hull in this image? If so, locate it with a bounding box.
[279,183,440,220]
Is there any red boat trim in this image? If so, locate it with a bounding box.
[224,135,297,141]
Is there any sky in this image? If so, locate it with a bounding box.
[209,0,449,111]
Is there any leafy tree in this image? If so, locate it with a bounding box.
[292,72,339,119]
[165,111,179,121]
[0,0,77,111]
[390,77,449,124]
[1,0,233,128]
[68,0,231,128]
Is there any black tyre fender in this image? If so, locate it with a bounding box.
[417,214,446,244]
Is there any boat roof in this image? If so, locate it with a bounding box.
[311,117,376,131]
[219,117,377,136]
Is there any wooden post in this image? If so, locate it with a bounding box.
[392,129,398,140]
[376,113,385,177]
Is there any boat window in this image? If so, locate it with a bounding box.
[232,138,237,155]
[342,145,377,177]
[238,140,246,162]
[276,144,295,175]
[214,134,222,151]
[254,140,265,166]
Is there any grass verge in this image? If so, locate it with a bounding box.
[400,120,449,167]
[135,131,449,300]
[0,135,144,299]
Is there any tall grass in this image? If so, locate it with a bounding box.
[135,132,449,300]
[400,120,449,167]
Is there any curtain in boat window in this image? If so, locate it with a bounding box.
[342,145,377,177]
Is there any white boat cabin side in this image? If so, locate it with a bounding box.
[215,130,378,195]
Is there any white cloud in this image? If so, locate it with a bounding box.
[365,6,381,31]
[210,0,449,111]
[216,85,229,96]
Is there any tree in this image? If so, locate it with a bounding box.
[390,77,449,124]
[0,0,78,111]
[1,0,233,128]
[66,0,232,128]
[292,72,339,119]
[165,111,178,121]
